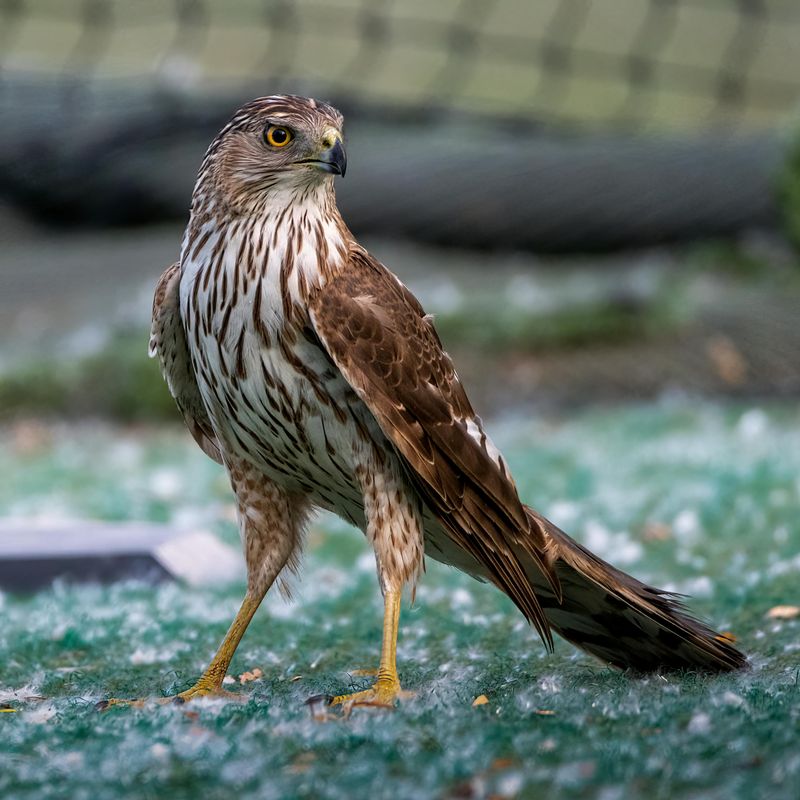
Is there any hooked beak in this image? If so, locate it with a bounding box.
[297,137,347,177]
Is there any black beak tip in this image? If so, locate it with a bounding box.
[331,140,347,177]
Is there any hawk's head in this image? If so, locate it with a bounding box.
[199,95,346,208]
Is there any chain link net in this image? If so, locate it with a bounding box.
[1,0,799,131]
[1,1,799,403]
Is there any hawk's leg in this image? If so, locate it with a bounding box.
[100,592,265,708]
[97,586,260,711]
[174,459,309,702]
[329,462,422,711]
[329,589,413,709]
[173,590,263,702]
[100,461,308,708]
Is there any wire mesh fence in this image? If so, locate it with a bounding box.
[1,0,799,132]
[1,2,799,406]
[1,0,797,241]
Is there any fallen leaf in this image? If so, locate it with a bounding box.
[706,335,747,386]
[286,752,317,774]
[472,694,489,707]
[239,668,263,684]
[578,761,597,779]
[96,698,146,711]
[535,709,555,716]
[766,605,800,620]
[290,675,303,682]
[643,522,672,542]
[539,738,557,752]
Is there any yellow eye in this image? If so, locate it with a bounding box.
[265,125,293,147]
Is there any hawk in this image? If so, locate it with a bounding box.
[149,95,744,707]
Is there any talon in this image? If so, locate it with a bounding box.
[305,693,336,721]
[328,590,409,714]
[304,693,335,707]
[329,678,410,712]
[166,684,242,705]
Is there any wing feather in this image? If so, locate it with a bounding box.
[308,248,560,644]
[149,262,223,464]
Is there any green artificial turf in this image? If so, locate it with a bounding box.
[1,402,799,800]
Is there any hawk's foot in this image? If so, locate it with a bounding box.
[170,679,242,704]
[329,675,414,713]
[326,590,412,715]
[97,682,241,709]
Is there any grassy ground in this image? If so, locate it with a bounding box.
[1,401,799,799]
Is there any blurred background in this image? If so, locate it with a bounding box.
[3,4,800,798]
[2,0,800,417]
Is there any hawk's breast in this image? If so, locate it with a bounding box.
[179,211,386,524]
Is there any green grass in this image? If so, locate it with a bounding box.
[433,290,682,353]
[0,331,178,423]
[0,277,685,421]
[2,401,800,799]
[778,119,800,253]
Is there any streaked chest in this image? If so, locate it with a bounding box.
[179,195,346,334]
[177,203,378,503]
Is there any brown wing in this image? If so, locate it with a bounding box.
[308,247,560,645]
[149,262,222,464]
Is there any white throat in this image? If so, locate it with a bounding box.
[180,182,349,334]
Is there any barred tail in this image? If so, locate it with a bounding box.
[524,506,746,672]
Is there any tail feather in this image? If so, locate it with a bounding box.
[524,507,746,672]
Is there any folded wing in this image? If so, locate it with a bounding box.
[149,262,223,464]
[308,247,560,645]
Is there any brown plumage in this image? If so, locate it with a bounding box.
[149,95,744,704]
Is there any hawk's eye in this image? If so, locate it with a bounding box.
[265,125,292,147]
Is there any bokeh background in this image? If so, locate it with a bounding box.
[2,2,800,799]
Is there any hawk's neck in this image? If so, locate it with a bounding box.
[180,181,351,322]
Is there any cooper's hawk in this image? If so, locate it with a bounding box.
[149,95,744,708]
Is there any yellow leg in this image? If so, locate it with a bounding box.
[99,591,263,710]
[172,590,263,703]
[329,589,412,710]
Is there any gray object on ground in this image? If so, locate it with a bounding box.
[0,520,244,593]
